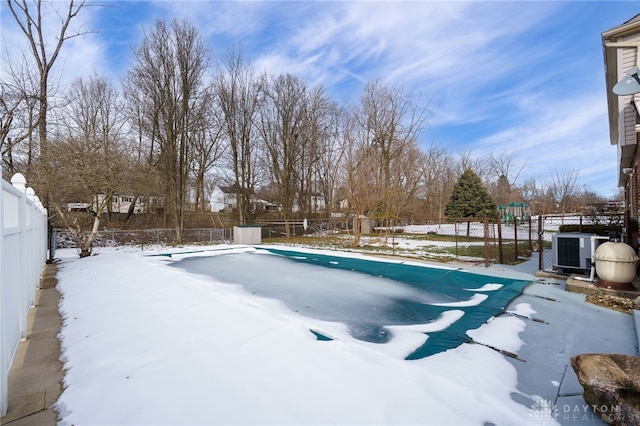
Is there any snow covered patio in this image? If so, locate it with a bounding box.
[52,245,638,425]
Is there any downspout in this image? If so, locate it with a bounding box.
[629,169,635,219]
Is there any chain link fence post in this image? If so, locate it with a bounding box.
[528,216,533,252]
[538,215,543,272]
[483,216,489,267]
[513,218,519,260]
[497,218,504,264]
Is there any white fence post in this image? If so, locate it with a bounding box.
[1,173,48,416]
[0,174,4,417]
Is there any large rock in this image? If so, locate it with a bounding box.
[633,296,640,310]
[571,354,640,425]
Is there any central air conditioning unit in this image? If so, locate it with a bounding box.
[551,233,601,274]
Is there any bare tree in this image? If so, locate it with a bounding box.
[485,152,524,206]
[296,85,337,216]
[126,19,211,242]
[6,0,91,259]
[257,73,306,232]
[520,177,548,216]
[48,135,130,257]
[213,48,264,224]
[48,74,129,256]
[256,74,337,233]
[6,0,90,176]
[347,80,429,231]
[420,144,459,222]
[314,101,346,217]
[191,94,225,213]
[63,73,126,154]
[549,168,580,215]
[580,186,610,219]
[342,115,380,246]
[122,74,165,223]
[0,81,28,177]
[386,142,426,222]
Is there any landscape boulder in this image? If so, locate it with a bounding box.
[570,354,640,425]
[633,296,640,310]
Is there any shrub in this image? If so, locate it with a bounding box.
[558,224,622,235]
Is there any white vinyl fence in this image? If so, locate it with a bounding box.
[1,173,48,416]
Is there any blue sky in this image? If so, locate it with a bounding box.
[2,0,639,197]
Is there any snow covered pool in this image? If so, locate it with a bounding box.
[53,245,551,425]
[170,246,532,359]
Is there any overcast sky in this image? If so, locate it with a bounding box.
[2,1,639,197]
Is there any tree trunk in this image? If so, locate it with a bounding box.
[352,214,362,247]
[79,214,100,258]
[124,196,139,223]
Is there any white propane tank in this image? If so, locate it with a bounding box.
[593,241,639,290]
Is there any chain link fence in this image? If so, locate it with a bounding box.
[58,214,627,271]
[257,216,537,267]
[396,216,536,266]
[55,227,233,250]
[54,217,538,267]
[536,214,624,273]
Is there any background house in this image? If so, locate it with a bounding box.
[67,193,162,214]
[209,185,237,213]
[209,185,277,213]
[292,193,326,213]
[603,13,640,250]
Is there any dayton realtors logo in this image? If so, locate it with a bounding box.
[560,403,623,423]
[530,399,624,424]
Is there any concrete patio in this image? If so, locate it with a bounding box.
[1,264,62,426]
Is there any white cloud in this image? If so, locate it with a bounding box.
[469,90,617,195]
[154,0,274,39]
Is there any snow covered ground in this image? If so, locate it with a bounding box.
[52,244,556,425]
[403,222,528,239]
[401,215,611,242]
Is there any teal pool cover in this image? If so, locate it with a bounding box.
[260,248,532,360]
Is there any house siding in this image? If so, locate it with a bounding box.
[209,187,228,212]
[620,47,638,148]
[603,14,640,250]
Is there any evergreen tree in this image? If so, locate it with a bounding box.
[445,168,497,235]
